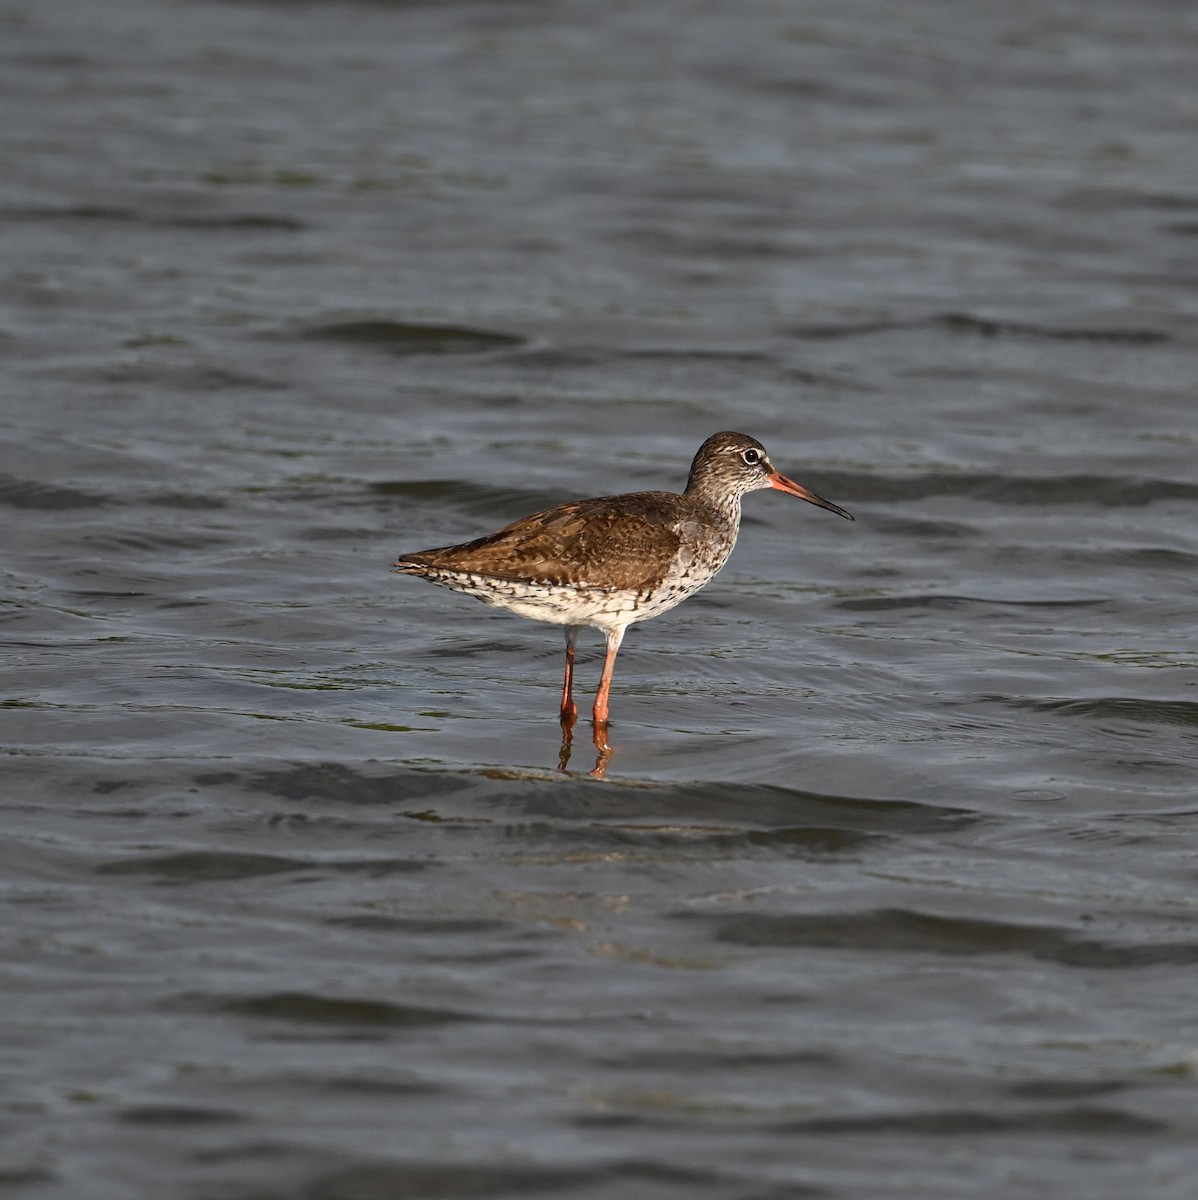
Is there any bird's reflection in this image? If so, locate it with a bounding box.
[558,712,612,779]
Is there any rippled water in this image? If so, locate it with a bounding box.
[4,0,1198,1196]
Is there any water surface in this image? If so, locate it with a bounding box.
[3,0,1197,1196]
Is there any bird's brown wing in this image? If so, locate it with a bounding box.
[395,491,688,592]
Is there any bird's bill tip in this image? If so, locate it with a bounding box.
[768,470,854,520]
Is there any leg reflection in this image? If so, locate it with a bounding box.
[557,712,613,779]
[589,719,612,779]
[557,707,576,773]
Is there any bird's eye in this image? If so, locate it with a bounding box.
[741,448,762,465]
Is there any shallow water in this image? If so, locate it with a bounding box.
[4,0,1198,1196]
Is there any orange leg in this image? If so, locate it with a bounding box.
[591,625,625,727]
[560,625,581,726]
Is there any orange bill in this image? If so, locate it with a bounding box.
[768,469,854,521]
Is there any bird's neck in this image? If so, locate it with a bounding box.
[683,479,743,533]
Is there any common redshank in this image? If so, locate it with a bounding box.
[393,431,852,728]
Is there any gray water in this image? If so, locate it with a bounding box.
[4,0,1198,1196]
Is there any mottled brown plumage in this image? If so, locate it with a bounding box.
[397,491,699,593]
[393,432,852,727]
